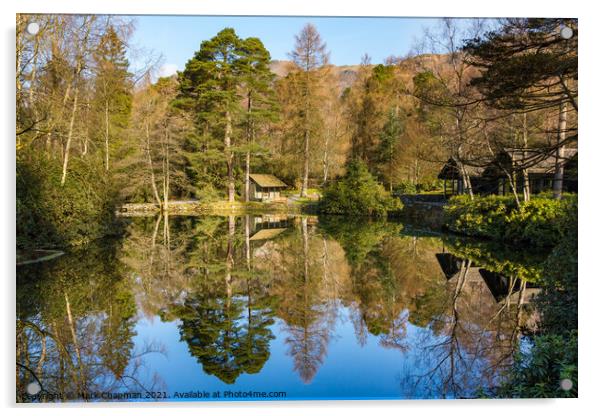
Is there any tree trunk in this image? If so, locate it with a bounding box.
[245,151,251,202]
[414,159,419,186]
[322,135,329,185]
[145,120,162,207]
[163,126,170,212]
[502,168,521,207]
[59,17,92,185]
[104,99,110,171]
[301,71,310,198]
[553,100,568,200]
[225,110,235,202]
[522,168,530,202]
[27,30,41,138]
[60,86,79,186]
[301,129,310,197]
[521,113,530,202]
[456,159,473,199]
[388,143,394,193]
[245,94,252,202]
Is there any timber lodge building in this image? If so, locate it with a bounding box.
[438,148,577,197]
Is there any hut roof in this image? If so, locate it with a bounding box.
[438,148,578,180]
[502,148,577,174]
[437,159,486,180]
[249,174,288,188]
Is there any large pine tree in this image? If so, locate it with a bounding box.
[237,37,278,201]
[179,29,279,202]
[179,28,245,202]
[93,25,132,172]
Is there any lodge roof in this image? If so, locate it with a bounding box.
[437,159,486,179]
[249,174,288,188]
[437,148,578,179]
[501,148,577,174]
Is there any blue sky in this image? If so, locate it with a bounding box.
[129,15,443,76]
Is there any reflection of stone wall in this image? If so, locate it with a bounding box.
[399,196,446,230]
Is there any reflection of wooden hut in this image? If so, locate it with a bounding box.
[249,228,287,241]
[253,215,290,229]
[436,253,486,283]
[435,253,540,305]
[249,215,291,241]
[479,269,541,304]
[249,174,288,202]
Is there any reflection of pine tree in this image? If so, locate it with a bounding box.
[98,279,136,379]
[175,216,276,384]
[178,292,247,384]
[177,286,276,384]
[236,280,277,375]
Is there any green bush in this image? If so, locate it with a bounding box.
[416,179,443,193]
[393,181,417,195]
[17,151,121,249]
[496,331,577,398]
[444,194,516,239]
[319,160,402,217]
[504,198,565,247]
[536,208,578,335]
[444,194,576,247]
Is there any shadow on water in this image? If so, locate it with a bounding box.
[16,214,548,401]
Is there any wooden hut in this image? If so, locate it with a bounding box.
[437,159,496,197]
[484,148,578,195]
[249,174,288,202]
[437,148,578,197]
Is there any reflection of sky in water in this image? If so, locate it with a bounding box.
[132,305,489,401]
[134,311,400,400]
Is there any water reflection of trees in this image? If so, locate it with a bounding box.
[170,216,277,384]
[263,217,340,383]
[319,218,446,351]
[399,251,539,398]
[18,214,540,399]
[16,241,163,402]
